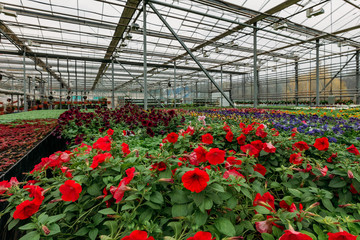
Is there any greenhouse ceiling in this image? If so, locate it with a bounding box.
[0,0,359,93]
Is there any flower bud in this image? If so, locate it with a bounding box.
[158,178,174,183]
[42,225,50,235]
[308,202,320,210]
[348,170,354,179]
[338,204,354,208]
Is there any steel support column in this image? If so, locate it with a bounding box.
[143,0,148,110]
[148,2,235,108]
[23,50,28,112]
[295,58,299,106]
[174,60,177,107]
[356,50,359,103]
[221,66,223,107]
[112,58,115,109]
[253,22,258,108]
[316,39,320,106]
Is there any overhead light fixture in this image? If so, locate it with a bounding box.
[0,4,17,17]
[131,23,140,31]
[306,7,324,18]
[125,34,132,40]
[215,47,222,53]
[26,40,41,47]
[273,22,288,30]
[229,40,237,47]
[120,42,128,47]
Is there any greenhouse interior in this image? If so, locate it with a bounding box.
[1,0,360,239]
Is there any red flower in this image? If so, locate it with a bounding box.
[223,122,231,132]
[251,140,264,151]
[187,231,214,240]
[226,156,242,168]
[237,134,246,145]
[91,152,113,169]
[107,128,114,136]
[201,133,213,144]
[328,231,357,240]
[350,183,359,194]
[194,146,208,162]
[314,137,329,151]
[0,180,11,194]
[121,143,131,156]
[182,168,209,193]
[293,141,309,151]
[150,162,167,172]
[223,169,245,179]
[271,128,279,136]
[255,220,273,234]
[166,132,179,143]
[13,200,41,220]
[263,142,276,153]
[121,230,154,240]
[183,125,195,136]
[206,148,226,165]
[59,180,82,202]
[253,164,267,176]
[24,185,44,205]
[256,125,268,138]
[289,153,303,165]
[327,152,338,163]
[110,167,136,203]
[241,144,260,157]
[93,135,112,151]
[61,166,73,178]
[253,192,275,212]
[225,131,234,142]
[279,230,312,240]
[242,125,253,134]
[347,145,360,156]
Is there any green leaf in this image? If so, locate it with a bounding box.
[38,213,49,224]
[210,183,225,192]
[75,227,89,236]
[89,228,99,240]
[227,197,238,209]
[98,208,117,215]
[150,191,164,205]
[193,192,205,207]
[121,204,134,211]
[168,222,182,238]
[104,221,118,237]
[139,209,153,223]
[322,199,334,212]
[300,230,316,240]
[144,201,161,210]
[194,211,208,227]
[241,188,252,199]
[255,206,271,215]
[313,225,327,240]
[172,204,187,217]
[8,218,19,231]
[19,223,37,230]
[170,189,190,204]
[87,183,102,196]
[329,178,347,188]
[261,233,275,240]
[288,188,302,198]
[47,214,65,224]
[19,231,40,240]
[215,217,236,236]
[48,223,61,236]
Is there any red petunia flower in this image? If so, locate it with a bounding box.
[59,180,82,202]
[241,144,260,157]
[226,156,242,168]
[91,152,113,169]
[107,128,114,136]
[24,185,44,205]
[253,192,275,213]
[239,122,246,129]
[150,162,167,172]
[263,142,276,153]
[0,180,11,194]
[253,164,267,176]
[328,231,357,240]
[110,167,136,203]
[13,200,41,220]
[182,168,209,193]
[242,125,253,135]
[166,132,179,143]
[251,140,264,151]
[93,135,112,151]
[256,219,273,234]
[289,153,303,165]
[347,145,360,156]
[183,125,195,136]
[293,141,309,151]
[194,146,208,163]
[60,166,73,178]
[223,169,245,179]
[271,128,279,136]
[187,231,214,240]
[223,122,231,132]
[237,134,246,145]
[121,230,154,240]
[256,125,268,138]
[201,133,213,144]
[350,183,359,194]
[314,137,329,151]
[206,148,226,165]
[327,152,338,163]
[279,230,312,240]
[121,143,131,156]
[225,131,234,142]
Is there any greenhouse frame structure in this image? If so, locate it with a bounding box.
[0,0,359,110]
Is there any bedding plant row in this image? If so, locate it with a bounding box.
[0,106,360,240]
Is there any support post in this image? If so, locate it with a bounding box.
[148,2,235,108]
[229,74,232,103]
[221,66,223,107]
[356,50,359,104]
[253,22,258,108]
[174,60,177,107]
[316,39,320,106]
[295,58,299,106]
[17,95,19,112]
[75,60,78,104]
[143,0,148,110]
[195,81,198,99]
[112,58,115,109]
[23,50,28,111]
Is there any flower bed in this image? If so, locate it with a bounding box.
[0,119,57,174]
[1,109,360,239]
